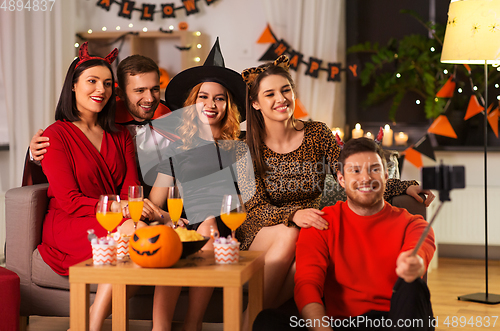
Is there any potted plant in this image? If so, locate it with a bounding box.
[348,10,498,123]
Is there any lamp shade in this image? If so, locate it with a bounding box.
[441,0,500,64]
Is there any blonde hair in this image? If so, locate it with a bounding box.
[177,82,241,150]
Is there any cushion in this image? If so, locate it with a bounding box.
[32,249,101,292]
[31,249,73,291]
[0,267,20,331]
[319,150,400,209]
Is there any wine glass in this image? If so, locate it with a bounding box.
[96,195,123,238]
[220,194,247,240]
[167,186,183,228]
[128,185,144,229]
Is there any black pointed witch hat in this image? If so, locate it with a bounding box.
[165,38,246,120]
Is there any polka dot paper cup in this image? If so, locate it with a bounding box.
[92,243,117,265]
[214,241,240,264]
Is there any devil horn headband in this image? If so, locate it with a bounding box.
[335,127,384,150]
[75,42,118,69]
[335,133,345,149]
[374,127,384,145]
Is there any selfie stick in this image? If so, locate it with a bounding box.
[410,200,444,257]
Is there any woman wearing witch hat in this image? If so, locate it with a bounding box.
[148,38,249,331]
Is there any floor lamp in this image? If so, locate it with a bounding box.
[441,0,500,304]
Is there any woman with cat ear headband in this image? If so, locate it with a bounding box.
[236,55,435,310]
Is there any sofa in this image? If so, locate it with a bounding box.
[5,152,426,328]
[5,183,227,328]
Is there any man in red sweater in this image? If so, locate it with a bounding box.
[254,137,435,330]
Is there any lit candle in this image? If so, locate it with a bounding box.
[395,132,409,145]
[332,127,344,140]
[351,123,364,139]
[382,124,393,147]
[365,131,374,139]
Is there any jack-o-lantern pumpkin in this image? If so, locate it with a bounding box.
[178,21,189,31]
[159,68,170,90]
[129,225,182,268]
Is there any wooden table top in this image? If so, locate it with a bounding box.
[69,250,264,287]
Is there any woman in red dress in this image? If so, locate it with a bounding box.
[37,42,151,331]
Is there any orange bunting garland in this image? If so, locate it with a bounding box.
[403,148,423,169]
[488,107,500,138]
[427,115,457,138]
[294,98,309,118]
[464,95,484,120]
[257,24,277,44]
[486,104,494,115]
[436,76,456,98]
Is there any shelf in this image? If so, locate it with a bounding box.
[76,30,209,71]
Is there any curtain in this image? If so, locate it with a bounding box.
[261,0,346,128]
[0,2,76,189]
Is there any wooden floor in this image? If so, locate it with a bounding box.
[25,258,500,331]
[426,258,500,330]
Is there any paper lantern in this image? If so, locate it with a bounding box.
[159,68,170,89]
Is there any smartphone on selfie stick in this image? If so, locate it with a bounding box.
[410,163,465,257]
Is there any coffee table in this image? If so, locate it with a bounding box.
[69,250,264,331]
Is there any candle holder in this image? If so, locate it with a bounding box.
[352,123,364,139]
[395,132,409,146]
[382,124,393,147]
[332,127,344,140]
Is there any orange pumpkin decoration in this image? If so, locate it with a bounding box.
[129,225,182,268]
[159,68,170,90]
[178,21,189,31]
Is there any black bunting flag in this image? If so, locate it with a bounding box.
[288,51,303,71]
[141,4,155,21]
[413,134,436,161]
[256,24,358,82]
[161,3,176,18]
[305,57,323,78]
[328,63,341,82]
[182,0,199,15]
[259,39,290,61]
[97,0,112,11]
[118,1,135,19]
[96,0,218,21]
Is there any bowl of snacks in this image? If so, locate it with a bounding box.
[174,227,209,258]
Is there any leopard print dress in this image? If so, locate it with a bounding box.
[236,121,417,251]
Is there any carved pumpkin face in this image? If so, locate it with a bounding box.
[178,21,189,31]
[129,225,182,268]
[159,68,170,90]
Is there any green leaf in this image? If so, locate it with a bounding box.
[348,11,473,121]
[389,92,405,122]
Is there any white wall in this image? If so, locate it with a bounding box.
[0,0,270,193]
[401,150,500,246]
[0,151,8,192]
[76,0,270,74]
